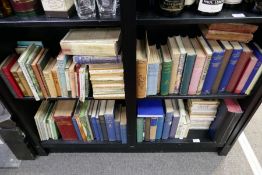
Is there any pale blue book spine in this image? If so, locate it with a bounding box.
[147,63,159,95]
[57,55,68,97]
[115,120,121,141]
[155,117,164,140]
[120,124,127,144]
[91,117,100,141]
[96,118,103,141]
[162,112,173,139]
[105,114,116,141]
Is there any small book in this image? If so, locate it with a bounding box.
[104,100,116,141]
[162,99,174,139]
[65,59,72,97]
[160,45,172,95]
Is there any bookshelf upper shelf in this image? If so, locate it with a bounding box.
[0,15,120,27]
[137,8,262,25]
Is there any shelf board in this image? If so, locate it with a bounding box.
[145,93,247,99]
[0,15,120,27]
[137,7,262,25]
[15,97,126,100]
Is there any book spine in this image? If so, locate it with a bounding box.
[72,117,83,141]
[144,118,150,141]
[120,124,127,144]
[53,116,78,140]
[73,55,120,64]
[180,55,196,95]
[32,64,49,98]
[17,61,40,100]
[50,118,58,140]
[75,64,81,97]
[91,117,100,141]
[43,71,57,97]
[136,60,147,98]
[202,51,225,94]
[234,58,257,93]
[75,116,87,141]
[74,72,79,97]
[149,117,157,141]
[96,117,104,141]
[174,53,186,94]
[26,63,43,97]
[85,116,94,141]
[57,60,68,97]
[160,61,172,95]
[12,71,27,96]
[99,115,108,141]
[105,114,116,141]
[147,63,159,96]
[161,113,173,139]
[188,55,206,95]
[79,116,89,141]
[85,71,89,97]
[197,54,212,94]
[79,68,85,102]
[69,68,76,98]
[114,120,121,141]
[169,116,180,138]
[157,63,162,94]
[246,65,262,95]
[17,70,33,96]
[65,69,71,97]
[169,55,180,94]
[155,117,164,140]
[137,118,144,143]
[218,49,242,92]
[175,117,184,139]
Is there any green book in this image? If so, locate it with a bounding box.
[160,45,172,95]
[79,101,93,141]
[137,118,144,143]
[44,102,55,140]
[180,37,196,95]
[47,103,59,140]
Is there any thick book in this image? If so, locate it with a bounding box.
[211,41,233,94]
[226,43,252,92]
[137,118,144,143]
[202,40,225,94]
[162,99,174,139]
[137,99,164,118]
[104,100,116,141]
[80,101,92,141]
[160,44,172,95]
[53,100,77,140]
[241,43,262,94]
[120,106,127,144]
[167,37,180,94]
[114,104,121,141]
[98,100,108,141]
[136,39,148,98]
[234,55,257,93]
[196,36,213,94]
[207,23,258,33]
[95,101,104,141]
[169,99,180,138]
[209,99,243,144]
[180,37,196,95]
[174,36,186,94]
[188,38,206,95]
[218,42,242,93]
[150,117,158,141]
[72,115,83,141]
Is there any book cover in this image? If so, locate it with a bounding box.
[211,41,233,94]
[79,65,86,102]
[176,99,187,139]
[104,100,116,141]
[241,43,262,94]
[169,99,181,138]
[80,101,93,141]
[73,55,122,64]
[17,66,33,96]
[137,118,144,143]
[91,100,100,141]
[218,42,242,93]
[149,117,158,141]
[226,43,252,92]
[202,40,225,94]
[120,106,127,144]
[98,100,108,141]
[69,62,76,98]
[137,99,164,118]
[155,116,164,140]
[162,99,174,139]
[114,104,121,141]
[65,59,72,97]
[180,37,196,95]
[188,38,206,95]
[160,45,172,95]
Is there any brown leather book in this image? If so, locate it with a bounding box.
[207,23,258,34]
[226,43,252,92]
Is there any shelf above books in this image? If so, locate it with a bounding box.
[145,93,247,99]
[0,15,120,27]
[137,8,262,25]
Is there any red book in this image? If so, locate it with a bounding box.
[53,100,77,141]
[234,55,258,94]
[226,43,252,92]
[1,54,23,98]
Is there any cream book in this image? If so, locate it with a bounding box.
[43,58,57,98]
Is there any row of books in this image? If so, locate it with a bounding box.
[0,28,124,100]
[136,33,262,98]
[137,99,243,144]
[34,100,127,143]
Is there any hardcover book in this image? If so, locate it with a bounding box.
[43,58,58,97]
[73,101,87,141]
[79,100,92,141]
[51,62,62,97]
[207,23,258,33]
[162,99,174,139]
[137,117,144,142]
[56,52,69,97]
[160,44,172,95]
[10,61,27,96]
[176,99,187,139]
[169,99,180,138]
[114,104,121,141]
[91,100,100,141]
[104,100,116,141]
[150,117,158,141]
[98,100,108,141]
[73,55,122,64]
[137,99,164,118]
[120,106,127,144]
[17,66,33,96]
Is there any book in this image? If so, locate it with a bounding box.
[73,101,87,141]
[167,37,180,94]
[104,100,116,141]
[218,42,242,92]
[196,36,212,94]
[180,37,196,95]
[169,99,180,138]
[245,65,262,95]
[56,52,69,97]
[65,59,72,97]
[176,99,186,139]
[241,43,262,94]
[155,115,164,140]
[51,62,62,97]
[91,100,100,140]
[137,99,164,118]
[149,117,158,141]
[202,40,225,94]
[114,104,121,141]
[174,36,186,94]
[60,28,120,57]
[181,112,190,139]
[69,62,77,98]
[98,100,108,141]
[136,39,148,98]
[211,41,233,94]
[120,106,127,144]
[226,43,252,92]
[137,117,144,142]
[72,112,83,141]
[79,101,92,141]
[209,99,243,144]
[234,55,258,93]
[17,66,33,96]
[157,49,162,94]
[160,44,172,95]
[144,118,150,141]
[207,23,258,33]
[188,38,206,95]
[79,65,86,102]
[43,58,57,97]
[73,55,122,64]
[53,100,77,140]
[10,61,27,96]
[162,99,174,139]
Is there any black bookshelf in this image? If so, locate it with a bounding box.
[0,0,262,157]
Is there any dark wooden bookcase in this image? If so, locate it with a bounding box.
[0,1,262,156]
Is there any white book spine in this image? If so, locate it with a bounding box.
[174,53,186,94]
[65,69,71,91]
[79,67,86,102]
[18,62,40,100]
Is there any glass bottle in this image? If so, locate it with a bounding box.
[74,0,96,19]
[197,0,224,15]
[158,0,185,16]
[96,0,117,18]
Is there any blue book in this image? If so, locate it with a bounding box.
[120,124,127,144]
[17,41,43,47]
[202,40,225,94]
[218,42,243,93]
[72,116,83,141]
[241,43,262,94]
[137,99,164,118]
[115,120,121,141]
[91,101,100,141]
[104,100,116,141]
[162,99,174,139]
[96,117,104,141]
[155,117,164,140]
[147,62,160,96]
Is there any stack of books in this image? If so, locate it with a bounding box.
[187,99,219,130]
[34,100,127,144]
[136,32,262,98]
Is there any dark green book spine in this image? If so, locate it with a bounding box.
[180,55,196,95]
[160,61,172,95]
